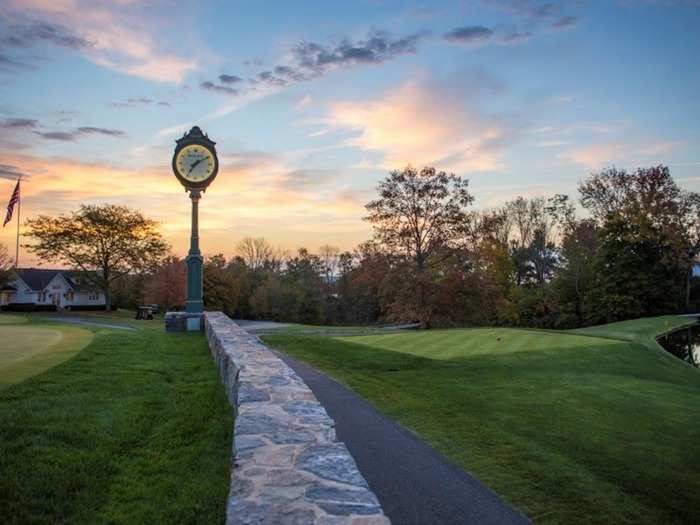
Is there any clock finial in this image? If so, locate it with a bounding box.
[176,125,216,147]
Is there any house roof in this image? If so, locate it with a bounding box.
[62,271,100,292]
[14,268,61,291]
[14,268,99,292]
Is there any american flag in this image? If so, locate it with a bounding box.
[3,179,20,227]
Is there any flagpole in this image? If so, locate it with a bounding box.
[15,177,20,268]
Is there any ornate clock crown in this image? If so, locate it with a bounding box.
[175,126,216,148]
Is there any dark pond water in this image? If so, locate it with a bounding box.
[657,325,700,367]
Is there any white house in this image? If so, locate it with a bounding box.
[0,268,105,310]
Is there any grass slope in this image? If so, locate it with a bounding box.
[570,314,697,352]
[263,318,700,525]
[0,320,94,388]
[0,315,233,525]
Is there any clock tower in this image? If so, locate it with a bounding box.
[165,126,219,332]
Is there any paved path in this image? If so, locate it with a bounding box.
[275,351,531,525]
[38,316,136,331]
[232,319,292,331]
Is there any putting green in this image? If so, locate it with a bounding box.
[0,322,93,388]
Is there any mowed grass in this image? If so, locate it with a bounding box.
[569,314,696,350]
[0,319,94,388]
[263,318,700,525]
[0,315,233,525]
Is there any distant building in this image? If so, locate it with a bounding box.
[0,268,105,309]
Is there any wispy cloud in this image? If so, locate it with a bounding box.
[2,0,198,83]
[219,74,242,84]
[201,81,239,96]
[0,22,93,50]
[479,0,581,34]
[552,16,580,29]
[0,118,39,129]
[0,151,369,258]
[444,25,494,43]
[561,140,683,169]
[323,78,515,173]
[200,29,426,97]
[35,126,125,141]
[109,97,170,108]
[481,0,561,19]
[0,163,27,180]
[500,30,534,44]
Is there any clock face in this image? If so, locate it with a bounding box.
[175,144,216,183]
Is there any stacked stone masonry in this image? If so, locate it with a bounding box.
[204,312,391,525]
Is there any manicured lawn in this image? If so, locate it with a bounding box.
[0,320,93,388]
[0,315,233,524]
[263,317,700,524]
[569,314,696,351]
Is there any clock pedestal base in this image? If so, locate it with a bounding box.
[165,311,204,332]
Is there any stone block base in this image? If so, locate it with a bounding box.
[165,311,204,332]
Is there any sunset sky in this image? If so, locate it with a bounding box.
[1,0,699,263]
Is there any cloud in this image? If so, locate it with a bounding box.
[34,126,125,141]
[444,26,494,43]
[219,74,242,84]
[201,81,238,95]
[0,151,370,261]
[324,79,514,173]
[500,31,533,43]
[109,97,170,108]
[294,95,313,110]
[278,168,339,191]
[292,30,424,72]
[560,141,683,169]
[481,1,580,33]
[482,0,561,18]
[0,118,39,129]
[75,126,124,137]
[200,29,426,97]
[552,16,580,28]
[0,22,93,50]
[2,0,198,83]
[0,163,27,180]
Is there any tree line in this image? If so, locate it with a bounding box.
[19,164,700,329]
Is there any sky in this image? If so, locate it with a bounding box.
[0,0,699,264]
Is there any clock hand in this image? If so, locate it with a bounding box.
[187,157,205,174]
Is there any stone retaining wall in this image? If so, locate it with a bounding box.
[204,312,390,524]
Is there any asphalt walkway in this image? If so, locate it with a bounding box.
[275,351,531,525]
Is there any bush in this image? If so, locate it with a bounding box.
[67,304,116,311]
[1,303,57,312]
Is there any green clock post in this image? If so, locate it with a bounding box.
[165,126,219,332]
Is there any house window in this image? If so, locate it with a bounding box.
[64,292,74,301]
[38,292,47,302]
[88,292,99,301]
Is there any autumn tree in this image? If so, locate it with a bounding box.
[24,204,168,309]
[203,254,247,315]
[365,166,473,272]
[236,237,274,270]
[144,255,186,310]
[551,219,597,326]
[503,196,564,286]
[580,166,700,321]
[364,166,473,324]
